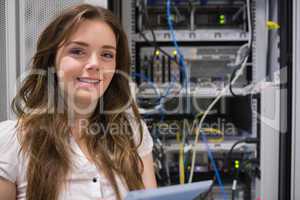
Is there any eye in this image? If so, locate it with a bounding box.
[101,52,115,60]
[69,48,85,56]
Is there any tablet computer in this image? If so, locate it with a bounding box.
[124,180,213,200]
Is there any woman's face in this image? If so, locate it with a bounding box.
[55,19,117,112]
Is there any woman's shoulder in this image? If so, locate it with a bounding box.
[123,107,149,131]
[123,108,146,132]
[0,119,17,128]
[123,108,153,157]
[0,120,22,183]
[0,120,20,149]
[0,120,18,135]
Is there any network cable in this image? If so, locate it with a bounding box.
[188,0,253,184]
[165,1,228,198]
[165,0,193,187]
[165,1,229,199]
[188,33,250,200]
[183,2,255,200]
[188,54,249,182]
[136,0,187,115]
[225,137,259,170]
[225,138,259,200]
[137,0,183,113]
[229,0,252,96]
[166,0,188,94]
[137,1,176,63]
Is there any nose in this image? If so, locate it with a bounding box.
[85,53,100,71]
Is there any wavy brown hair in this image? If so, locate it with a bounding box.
[12,4,145,200]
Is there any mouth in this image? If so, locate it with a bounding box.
[76,77,101,84]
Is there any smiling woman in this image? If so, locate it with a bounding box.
[0,4,156,200]
[55,19,117,113]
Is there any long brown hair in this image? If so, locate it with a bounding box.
[12,4,145,200]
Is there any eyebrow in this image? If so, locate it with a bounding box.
[66,41,116,50]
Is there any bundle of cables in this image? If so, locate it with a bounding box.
[225,138,259,200]
[186,0,253,200]
[136,0,185,113]
[139,1,253,199]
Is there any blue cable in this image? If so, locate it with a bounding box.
[200,131,228,200]
[200,0,208,5]
[137,1,183,119]
[166,0,190,184]
[131,72,159,115]
[166,1,228,200]
[132,71,177,109]
[132,72,150,82]
[166,0,188,92]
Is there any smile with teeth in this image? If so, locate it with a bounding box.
[77,77,100,84]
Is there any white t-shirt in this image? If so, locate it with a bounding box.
[0,115,153,200]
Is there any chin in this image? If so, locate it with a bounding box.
[72,91,100,110]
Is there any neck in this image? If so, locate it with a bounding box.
[66,93,99,118]
[69,117,89,140]
[58,94,98,139]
